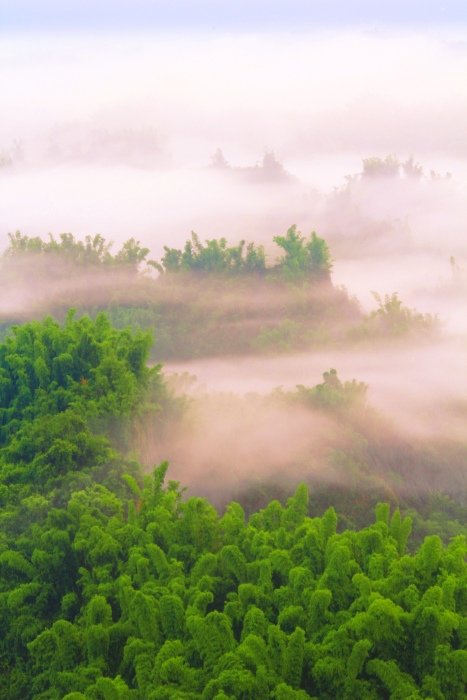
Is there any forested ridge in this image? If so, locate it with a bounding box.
[0,314,465,699]
[0,230,437,359]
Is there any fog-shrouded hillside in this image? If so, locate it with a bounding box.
[0,312,465,700]
[1,19,467,700]
[2,30,467,316]
[0,227,465,514]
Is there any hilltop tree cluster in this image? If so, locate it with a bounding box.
[4,227,332,282]
[156,232,267,276]
[4,232,156,274]
[156,226,332,282]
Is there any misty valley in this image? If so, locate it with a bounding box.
[0,193,466,700]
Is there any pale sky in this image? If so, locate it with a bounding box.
[1,0,466,31]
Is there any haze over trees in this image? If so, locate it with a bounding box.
[0,230,437,359]
[2,9,467,696]
[0,314,465,699]
[0,190,461,700]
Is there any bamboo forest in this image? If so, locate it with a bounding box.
[2,5,467,698]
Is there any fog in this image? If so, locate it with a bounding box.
[2,31,467,227]
[139,394,344,501]
[165,339,467,439]
[0,256,148,319]
[2,30,467,320]
[141,340,467,503]
[1,27,466,500]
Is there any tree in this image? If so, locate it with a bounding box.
[273,226,332,281]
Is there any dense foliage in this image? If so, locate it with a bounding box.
[0,315,465,699]
[272,227,332,281]
[1,463,466,699]
[156,232,267,276]
[5,232,156,274]
[156,227,332,282]
[0,311,164,502]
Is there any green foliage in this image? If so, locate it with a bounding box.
[0,313,465,699]
[352,292,438,341]
[157,232,266,275]
[2,453,465,699]
[157,227,331,283]
[4,231,154,273]
[273,226,332,281]
[2,231,435,360]
[0,312,161,490]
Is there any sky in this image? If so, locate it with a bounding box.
[1,0,466,31]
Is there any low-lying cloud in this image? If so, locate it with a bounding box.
[1,26,466,503]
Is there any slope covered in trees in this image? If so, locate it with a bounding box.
[154,367,467,535]
[0,230,436,359]
[0,315,465,699]
[3,465,466,700]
